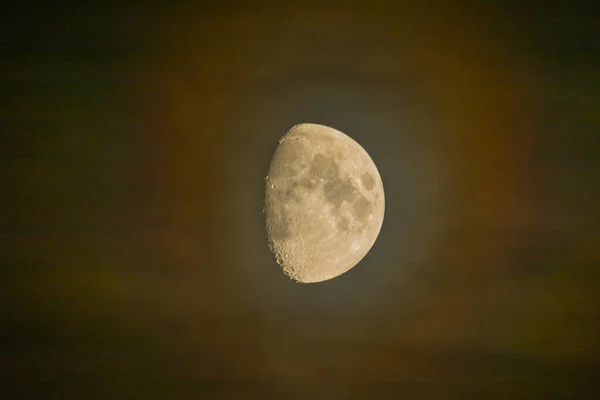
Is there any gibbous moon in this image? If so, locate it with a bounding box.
[264,123,385,283]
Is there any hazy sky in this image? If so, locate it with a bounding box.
[2,1,599,398]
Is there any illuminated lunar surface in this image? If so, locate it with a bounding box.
[265,123,385,283]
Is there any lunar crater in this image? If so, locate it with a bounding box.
[361,172,375,191]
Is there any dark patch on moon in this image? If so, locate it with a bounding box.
[353,195,373,224]
[312,152,361,209]
[361,172,375,191]
[323,180,358,208]
[311,153,339,180]
[337,217,349,231]
[284,181,304,203]
[297,176,317,189]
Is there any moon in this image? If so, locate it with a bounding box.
[264,123,385,283]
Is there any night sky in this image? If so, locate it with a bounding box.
[2,1,599,398]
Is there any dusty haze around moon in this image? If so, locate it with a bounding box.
[265,123,385,283]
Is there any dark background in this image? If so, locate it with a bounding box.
[2,1,599,398]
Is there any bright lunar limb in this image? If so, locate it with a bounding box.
[264,123,385,283]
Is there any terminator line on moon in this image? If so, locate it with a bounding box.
[264,123,385,283]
